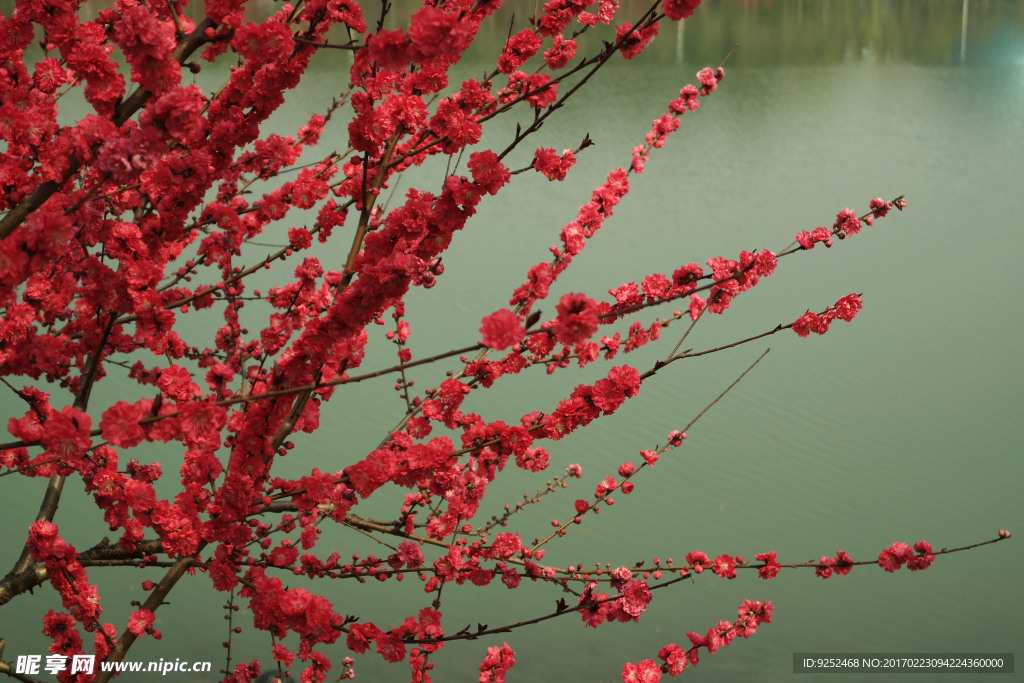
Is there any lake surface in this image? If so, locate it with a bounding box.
[2,1,1022,681]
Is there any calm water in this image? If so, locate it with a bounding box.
[2,1,1022,681]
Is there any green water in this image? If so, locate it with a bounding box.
[1,1,1022,681]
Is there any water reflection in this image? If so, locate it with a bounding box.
[962,0,970,64]
[674,0,1023,66]
[389,0,1023,66]
[65,0,1024,67]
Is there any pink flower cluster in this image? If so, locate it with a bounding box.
[534,147,577,181]
[575,570,654,629]
[755,551,781,579]
[346,608,443,666]
[796,198,904,249]
[663,0,704,21]
[479,308,526,350]
[616,21,659,60]
[791,293,864,337]
[544,35,578,69]
[621,599,773,681]
[543,365,641,440]
[815,550,854,579]
[27,522,103,628]
[478,642,516,682]
[498,29,543,74]
[601,245,778,331]
[878,541,935,572]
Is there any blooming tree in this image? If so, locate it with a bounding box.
[0,0,1011,682]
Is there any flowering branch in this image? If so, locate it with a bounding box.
[0,17,215,240]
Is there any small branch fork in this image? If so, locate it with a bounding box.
[0,640,45,683]
[531,349,771,552]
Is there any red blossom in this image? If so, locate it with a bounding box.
[834,207,863,237]
[791,311,825,338]
[645,113,680,148]
[468,150,510,195]
[712,554,738,579]
[878,541,916,572]
[272,643,296,667]
[157,365,200,402]
[41,406,92,466]
[615,22,659,60]
[503,71,558,109]
[795,226,833,249]
[620,579,653,617]
[388,541,425,570]
[112,5,179,95]
[834,550,854,576]
[544,35,578,69]
[534,147,577,181]
[704,622,729,652]
[815,556,835,579]
[685,551,711,572]
[594,476,617,498]
[577,582,611,628]
[231,21,295,65]
[688,294,706,321]
[498,29,543,74]
[347,622,382,655]
[375,630,407,663]
[909,540,935,571]
[553,292,600,345]
[697,67,720,95]
[128,609,155,637]
[408,5,469,60]
[755,551,780,580]
[621,658,662,682]
[658,643,688,675]
[664,0,703,21]
[366,29,410,72]
[479,642,516,682]
[833,293,863,322]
